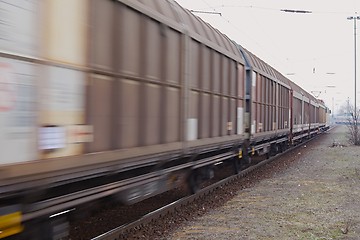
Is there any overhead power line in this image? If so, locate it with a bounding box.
[280,9,312,14]
[190,10,222,16]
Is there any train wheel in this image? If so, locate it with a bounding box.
[21,218,52,240]
[187,170,201,194]
[233,157,241,174]
[269,143,279,157]
[22,215,69,240]
[278,143,283,153]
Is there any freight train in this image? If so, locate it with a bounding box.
[0,0,330,239]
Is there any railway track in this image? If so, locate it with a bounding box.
[88,131,329,240]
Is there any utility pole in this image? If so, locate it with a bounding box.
[348,15,360,144]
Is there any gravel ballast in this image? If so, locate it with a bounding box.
[168,126,360,240]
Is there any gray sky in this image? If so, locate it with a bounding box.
[175,0,360,113]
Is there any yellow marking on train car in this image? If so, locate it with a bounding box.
[238,149,242,159]
[0,212,23,239]
[252,147,255,156]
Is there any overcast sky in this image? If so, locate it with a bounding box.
[175,0,360,113]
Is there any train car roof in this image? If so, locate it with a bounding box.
[286,79,316,103]
[317,99,327,108]
[125,0,319,104]
[240,47,290,87]
[240,47,318,102]
[122,0,243,61]
[172,0,243,60]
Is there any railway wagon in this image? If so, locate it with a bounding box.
[239,48,291,156]
[317,99,331,131]
[289,80,313,142]
[288,79,324,143]
[0,0,249,238]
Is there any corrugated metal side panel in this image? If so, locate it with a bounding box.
[222,96,229,136]
[200,93,211,138]
[86,75,112,152]
[202,46,211,91]
[164,28,181,143]
[119,7,141,77]
[0,0,38,56]
[319,107,326,124]
[145,19,162,82]
[212,52,221,94]
[166,29,181,84]
[0,59,38,164]
[118,79,141,148]
[212,95,220,137]
[43,0,88,65]
[222,58,230,96]
[89,0,114,70]
[144,83,161,145]
[165,87,180,142]
[272,81,276,130]
[278,85,290,130]
[293,97,302,125]
[189,40,200,89]
[304,102,310,124]
[236,64,245,99]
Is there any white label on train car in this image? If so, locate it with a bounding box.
[187,118,198,141]
[0,58,38,164]
[252,71,257,87]
[39,126,66,150]
[237,107,244,134]
[0,0,38,56]
[251,120,256,134]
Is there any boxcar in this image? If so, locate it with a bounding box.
[0,1,250,238]
[239,47,291,156]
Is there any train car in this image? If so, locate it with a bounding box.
[308,93,320,136]
[288,81,310,142]
[288,79,327,145]
[239,48,291,157]
[317,99,331,131]
[0,0,248,238]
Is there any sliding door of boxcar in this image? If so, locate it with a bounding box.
[88,0,182,153]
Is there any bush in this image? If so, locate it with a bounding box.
[347,112,360,145]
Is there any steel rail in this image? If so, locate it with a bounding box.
[91,129,333,240]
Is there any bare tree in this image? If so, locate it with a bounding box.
[346,104,360,145]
